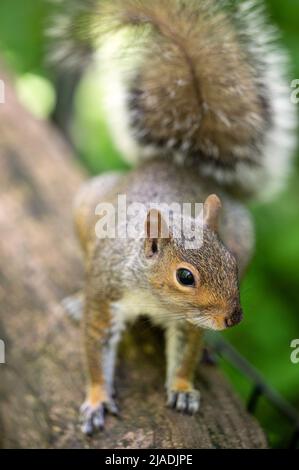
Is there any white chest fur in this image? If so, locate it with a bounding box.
[111,290,171,328]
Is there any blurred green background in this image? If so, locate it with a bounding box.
[0,0,298,448]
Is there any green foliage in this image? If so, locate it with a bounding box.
[0,0,47,74]
[73,70,129,173]
[0,0,298,448]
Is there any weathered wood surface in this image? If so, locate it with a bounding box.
[0,68,267,449]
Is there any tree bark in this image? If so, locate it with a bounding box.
[0,68,267,449]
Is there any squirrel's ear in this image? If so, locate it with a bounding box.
[144,209,171,258]
[203,194,222,232]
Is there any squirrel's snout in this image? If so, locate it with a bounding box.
[225,307,243,329]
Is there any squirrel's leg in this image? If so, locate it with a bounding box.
[80,298,122,435]
[165,322,204,414]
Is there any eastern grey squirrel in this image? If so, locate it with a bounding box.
[54,0,297,435]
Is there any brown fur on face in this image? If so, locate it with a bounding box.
[147,227,242,330]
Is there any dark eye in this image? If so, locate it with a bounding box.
[176,268,195,287]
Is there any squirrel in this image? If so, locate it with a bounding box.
[54,0,297,435]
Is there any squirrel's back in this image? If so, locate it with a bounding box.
[50,0,297,199]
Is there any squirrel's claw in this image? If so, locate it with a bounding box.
[105,399,119,416]
[80,398,119,435]
[80,402,105,435]
[167,389,200,415]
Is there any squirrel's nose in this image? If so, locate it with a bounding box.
[225,307,243,328]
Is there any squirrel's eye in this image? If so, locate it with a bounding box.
[176,268,195,287]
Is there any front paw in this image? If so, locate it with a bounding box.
[80,399,119,436]
[167,389,200,415]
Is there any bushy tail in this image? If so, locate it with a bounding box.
[49,0,297,199]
